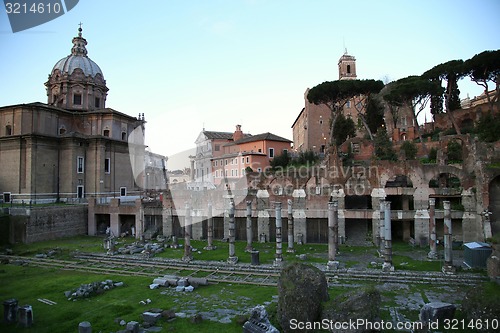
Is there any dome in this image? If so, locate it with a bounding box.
[45,26,108,111]
[50,26,104,78]
[52,55,103,77]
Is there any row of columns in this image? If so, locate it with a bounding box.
[176,198,456,273]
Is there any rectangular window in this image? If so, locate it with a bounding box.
[120,187,127,197]
[241,168,245,176]
[346,100,351,108]
[225,159,228,166]
[214,160,218,167]
[246,157,249,164]
[241,157,244,163]
[77,185,84,198]
[104,158,111,173]
[77,156,84,173]
[235,169,238,177]
[3,192,11,203]
[73,94,82,105]
[269,148,275,158]
[121,131,127,141]
[95,97,100,108]
[215,144,220,151]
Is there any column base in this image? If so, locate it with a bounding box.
[286,248,296,253]
[227,256,239,265]
[245,245,254,252]
[442,265,456,274]
[327,261,339,270]
[382,262,394,272]
[274,258,284,267]
[204,245,216,251]
[427,251,438,260]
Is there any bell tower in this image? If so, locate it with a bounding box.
[338,50,357,80]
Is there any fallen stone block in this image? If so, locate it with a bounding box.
[419,302,456,323]
[142,312,161,325]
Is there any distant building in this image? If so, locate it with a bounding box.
[211,130,292,186]
[190,125,292,190]
[292,50,363,153]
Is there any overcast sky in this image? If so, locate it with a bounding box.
[1,0,499,169]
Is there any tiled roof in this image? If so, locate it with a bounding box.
[231,132,292,145]
[203,131,234,140]
[203,131,252,140]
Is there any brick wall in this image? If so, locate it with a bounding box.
[22,205,88,243]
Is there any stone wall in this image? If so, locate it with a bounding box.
[11,205,88,243]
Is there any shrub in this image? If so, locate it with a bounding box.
[400,141,417,160]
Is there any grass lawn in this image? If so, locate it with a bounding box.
[0,264,277,333]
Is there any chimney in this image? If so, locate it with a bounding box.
[233,124,243,141]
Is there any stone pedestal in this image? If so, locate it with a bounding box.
[371,188,386,244]
[163,207,173,237]
[78,321,92,333]
[292,189,307,244]
[414,209,430,246]
[3,298,17,324]
[18,305,33,328]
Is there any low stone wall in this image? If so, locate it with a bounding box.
[20,205,88,243]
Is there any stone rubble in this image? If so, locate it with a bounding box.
[64,279,124,300]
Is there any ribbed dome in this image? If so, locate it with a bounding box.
[51,27,104,78]
[52,55,103,77]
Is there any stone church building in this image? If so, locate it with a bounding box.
[0,27,145,204]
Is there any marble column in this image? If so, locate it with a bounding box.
[245,200,253,252]
[227,199,238,264]
[382,201,394,271]
[379,200,385,257]
[442,201,455,274]
[204,203,216,250]
[428,198,438,259]
[274,202,283,266]
[327,201,339,269]
[286,199,295,253]
[182,203,193,262]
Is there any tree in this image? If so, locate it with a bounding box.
[332,113,356,145]
[476,111,500,142]
[365,95,385,133]
[463,50,500,112]
[400,141,417,160]
[374,127,397,161]
[383,76,444,155]
[307,79,384,149]
[270,150,291,169]
[422,60,467,134]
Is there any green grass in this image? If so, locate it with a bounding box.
[0,264,277,333]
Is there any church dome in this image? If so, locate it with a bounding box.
[51,27,104,78]
[52,53,103,78]
[45,26,108,111]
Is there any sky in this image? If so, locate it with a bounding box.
[1,0,499,169]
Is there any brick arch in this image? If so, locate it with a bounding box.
[421,165,469,188]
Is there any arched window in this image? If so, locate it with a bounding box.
[5,125,12,136]
[103,129,110,137]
